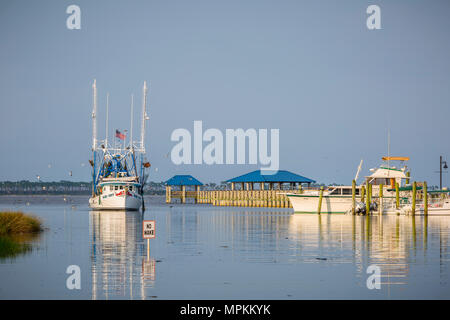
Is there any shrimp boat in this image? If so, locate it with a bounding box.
[88,80,151,210]
[285,157,411,214]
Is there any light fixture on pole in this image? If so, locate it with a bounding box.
[440,155,448,190]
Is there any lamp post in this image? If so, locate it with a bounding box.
[440,155,448,190]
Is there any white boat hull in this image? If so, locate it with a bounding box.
[286,194,352,214]
[392,201,450,216]
[89,193,142,210]
[420,208,450,215]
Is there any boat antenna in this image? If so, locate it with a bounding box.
[105,92,109,149]
[354,159,363,182]
[130,93,134,150]
[140,81,148,152]
[92,79,97,151]
[387,127,390,176]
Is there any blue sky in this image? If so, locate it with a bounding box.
[1,0,450,186]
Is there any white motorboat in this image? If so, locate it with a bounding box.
[285,157,411,214]
[284,186,355,214]
[401,192,450,216]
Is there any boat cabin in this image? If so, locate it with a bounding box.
[365,157,410,189]
[96,181,141,195]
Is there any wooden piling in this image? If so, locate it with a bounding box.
[412,181,417,215]
[195,186,200,203]
[166,186,172,203]
[424,181,428,216]
[182,185,187,203]
[317,186,324,214]
[351,179,356,215]
[365,181,370,215]
[395,182,400,209]
[379,184,383,215]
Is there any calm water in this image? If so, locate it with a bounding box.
[0,195,449,299]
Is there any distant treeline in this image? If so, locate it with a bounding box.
[0,180,339,195]
[0,180,166,195]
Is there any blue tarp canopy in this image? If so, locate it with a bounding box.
[166,175,203,186]
[225,170,315,184]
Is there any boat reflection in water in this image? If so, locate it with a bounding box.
[89,210,156,299]
[288,214,450,287]
[87,207,449,299]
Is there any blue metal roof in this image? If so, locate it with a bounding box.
[225,170,315,183]
[166,175,203,186]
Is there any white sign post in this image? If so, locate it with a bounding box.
[143,220,155,260]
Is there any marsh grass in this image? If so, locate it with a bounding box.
[0,211,42,259]
[0,211,42,236]
[0,236,32,259]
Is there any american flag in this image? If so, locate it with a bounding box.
[115,129,126,140]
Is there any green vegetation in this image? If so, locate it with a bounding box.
[0,211,42,259]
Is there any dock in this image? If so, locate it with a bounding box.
[165,170,315,208]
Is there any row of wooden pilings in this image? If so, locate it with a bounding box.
[314,179,429,215]
[197,190,293,208]
[166,186,295,208]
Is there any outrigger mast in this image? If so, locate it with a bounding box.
[92,79,97,151]
[140,81,148,153]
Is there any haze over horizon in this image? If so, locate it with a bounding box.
[1,0,450,186]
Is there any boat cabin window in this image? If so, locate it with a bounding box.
[115,186,118,190]
[330,187,359,195]
[120,186,123,190]
[129,186,133,191]
[342,188,352,195]
[370,178,391,185]
[110,186,113,191]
